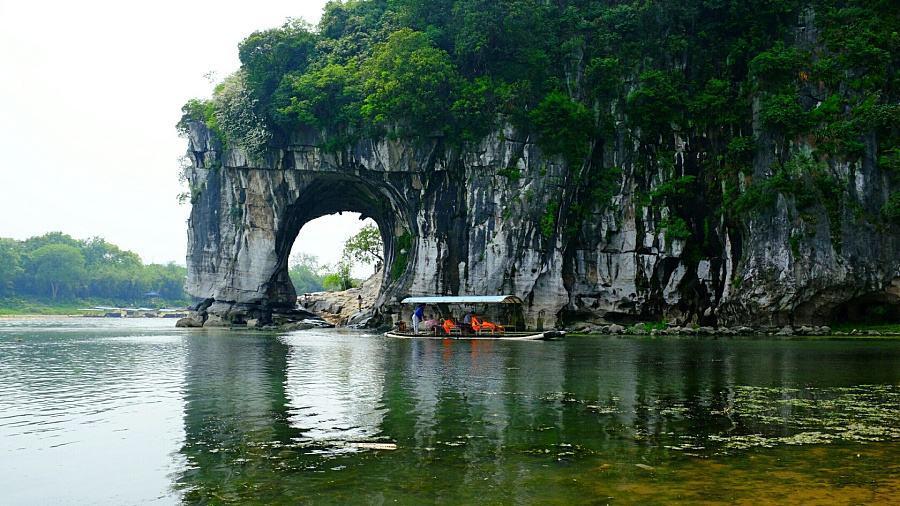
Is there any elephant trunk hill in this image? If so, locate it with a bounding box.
[179,1,900,329]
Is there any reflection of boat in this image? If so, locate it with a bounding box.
[385,295,565,341]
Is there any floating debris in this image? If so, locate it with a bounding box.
[350,442,397,450]
[586,404,620,414]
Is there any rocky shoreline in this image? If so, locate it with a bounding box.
[567,322,900,337]
[174,271,898,336]
[174,310,900,337]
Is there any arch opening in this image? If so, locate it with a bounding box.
[288,212,383,325]
[289,213,381,291]
[265,173,413,323]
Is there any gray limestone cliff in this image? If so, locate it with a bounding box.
[182,115,899,328]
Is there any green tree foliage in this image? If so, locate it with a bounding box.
[626,70,685,139]
[883,192,900,224]
[288,253,325,294]
[317,0,391,61]
[360,29,460,137]
[391,232,412,281]
[760,93,811,136]
[749,42,806,89]
[322,260,354,291]
[238,19,317,117]
[541,200,560,239]
[0,233,189,306]
[342,225,384,267]
[279,63,362,146]
[29,244,85,300]
[176,98,218,136]
[211,72,273,158]
[0,238,23,296]
[288,251,366,293]
[530,91,593,163]
[180,0,897,150]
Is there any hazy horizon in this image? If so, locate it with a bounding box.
[0,0,376,275]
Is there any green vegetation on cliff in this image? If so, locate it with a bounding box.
[181,0,898,245]
[0,233,189,311]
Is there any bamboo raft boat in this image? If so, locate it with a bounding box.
[384,329,565,341]
[384,295,565,341]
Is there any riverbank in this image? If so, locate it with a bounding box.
[567,321,900,337]
[0,314,77,319]
[0,297,190,317]
[0,302,84,316]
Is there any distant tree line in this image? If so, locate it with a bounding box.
[0,232,188,306]
[289,224,384,294]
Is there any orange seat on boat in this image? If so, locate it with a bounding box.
[471,316,503,334]
[442,319,457,335]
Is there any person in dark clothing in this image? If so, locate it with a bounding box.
[463,309,475,333]
[412,304,425,333]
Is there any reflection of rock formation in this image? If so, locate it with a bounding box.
[176,330,390,501]
[174,331,899,501]
[281,332,386,443]
[177,332,299,500]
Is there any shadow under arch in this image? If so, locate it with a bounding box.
[265,172,414,311]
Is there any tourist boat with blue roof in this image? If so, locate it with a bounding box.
[384,295,565,341]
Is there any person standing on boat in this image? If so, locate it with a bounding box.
[463,309,475,332]
[412,304,425,334]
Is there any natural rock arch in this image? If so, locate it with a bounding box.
[181,121,584,328]
[182,127,422,326]
[268,173,411,309]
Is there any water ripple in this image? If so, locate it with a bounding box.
[0,318,188,504]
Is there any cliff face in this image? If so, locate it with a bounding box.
[183,117,899,328]
[183,5,899,328]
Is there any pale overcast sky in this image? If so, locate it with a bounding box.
[0,0,375,275]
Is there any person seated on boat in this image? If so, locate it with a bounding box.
[462,310,475,333]
[412,304,425,334]
[423,314,439,332]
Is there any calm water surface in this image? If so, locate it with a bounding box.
[1,318,898,504]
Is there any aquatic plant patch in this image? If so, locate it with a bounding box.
[704,385,900,453]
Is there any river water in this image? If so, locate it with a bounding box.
[1,318,898,504]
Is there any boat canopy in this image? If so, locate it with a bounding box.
[401,295,523,305]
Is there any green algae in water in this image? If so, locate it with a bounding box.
[701,385,900,453]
